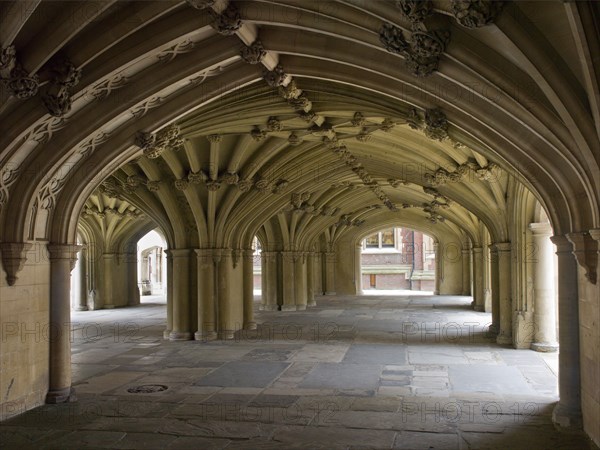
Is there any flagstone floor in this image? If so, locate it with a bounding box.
[1,293,594,449]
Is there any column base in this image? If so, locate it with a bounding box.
[307,301,317,307]
[324,291,336,296]
[163,330,171,339]
[169,331,192,341]
[433,290,440,295]
[195,330,217,341]
[496,333,512,345]
[244,322,257,330]
[473,305,485,312]
[296,305,307,311]
[531,342,558,353]
[552,403,582,430]
[46,387,77,404]
[218,330,235,340]
[104,305,115,309]
[281,305,297,311]
[75,305,88,311]
[260,304,278,311]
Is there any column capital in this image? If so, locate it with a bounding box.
[566,232,597,285]
[529,222,552,237]
[0,242,32,286]
[48,244,82,260]
[589,229,600,242]
[495,242,511,252]
[169,248,192,258]
[472,246,483,253]
[550,234,573,253]
[242,249,254,259]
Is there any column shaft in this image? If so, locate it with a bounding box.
[261,252,278,311]
[243,250,256,329]
[489,245,500,335]
[472,247,485,311]
[530,223,558,352]
[306,252,316,306]
[324,252,336,295]
[102,253,115,308]
[195,249,216,340]
[433,242,441,295]
[551,235,582,428]
[495,243,513,345]
[164,250,173,339]
[281,251,296,311]
[46,244,80,403]
[462,248,471,296]
[217,249,234,339]
[76,249,88,311]
[294,253,307,310]
[169,249,192,340]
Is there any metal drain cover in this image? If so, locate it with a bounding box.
[127,384,168,394]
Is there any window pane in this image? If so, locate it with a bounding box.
[365,234,379,247]
[381,229,394,247]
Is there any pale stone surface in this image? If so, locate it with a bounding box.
[2,293,594,449]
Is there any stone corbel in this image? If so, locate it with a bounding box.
[1,242,32,286]
[567,232,598,284]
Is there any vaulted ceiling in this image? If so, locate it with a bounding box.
[0,0,598,248]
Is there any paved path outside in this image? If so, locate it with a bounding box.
[1,294,593,449]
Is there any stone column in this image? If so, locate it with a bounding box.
[529,223,558,352]
[294,252,307,310]
[242,249,256,330]
[324,252,336,295]
[75,248,88,311]
[281,251,296,311]
[433,242,441,295]
[125,252,140,306]
[550,235,582,428]
[261,251,278,311]
[169,249,192,341]
[217,249,234,339]
[102,253,115,308]
[46,244,81,403]
[489,245,500,335]
[495,242,513,345]
[164,250,173,339]
[195,249,216,340]
[355,243,363,294]
[306,252,316,306]
[472,247,485,311]
[462,247,471,296]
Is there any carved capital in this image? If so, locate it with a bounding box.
[566,232,597,284]
[1,243,32,286]
[451,0,504,28]
[47,244,82,272]
[207,134,222,143]
[263,64,287,87]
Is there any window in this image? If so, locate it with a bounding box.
[363,228,397,250]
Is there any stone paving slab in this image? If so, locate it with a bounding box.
[1,294,591,450]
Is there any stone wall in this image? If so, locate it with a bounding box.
[0,250,50,420]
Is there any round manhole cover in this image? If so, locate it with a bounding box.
[127,384,168,394]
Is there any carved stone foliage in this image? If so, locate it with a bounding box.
[380,23,450,77]
[424,161,498,186]
[211,4,242,35]
[0,242,32,286]
[134,124,183,159]
[185,0,215,9]
[396,0,433,24]
[0,46,39,98]
[241,40,266,64]
[451,0,504,28]
[424,108,449,141]
[42,59,82,117]
[263,64,287,87]
[279,80,301,99]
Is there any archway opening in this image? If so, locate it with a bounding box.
[137,229,167,302]
[360,227,435,293]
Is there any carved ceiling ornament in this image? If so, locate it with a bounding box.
[205,180,221,191]
[396,0,433,24]
[424,108,449,141]
[0,45,39,98]
[185,0,215,9]
[211,3,243,35]
[267,117,282,132]
[237,179,253,192]
[135,124,183,158]
[288,132,301,145]
[146,181,161,192]
[42,59,82,117]
[379,23,450,77]
[240,40,267,64]
[251,127,267,142]
[451,0,504,28]
[220,172,239,185]
[188,170,206,184]
[263,64,287,87]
